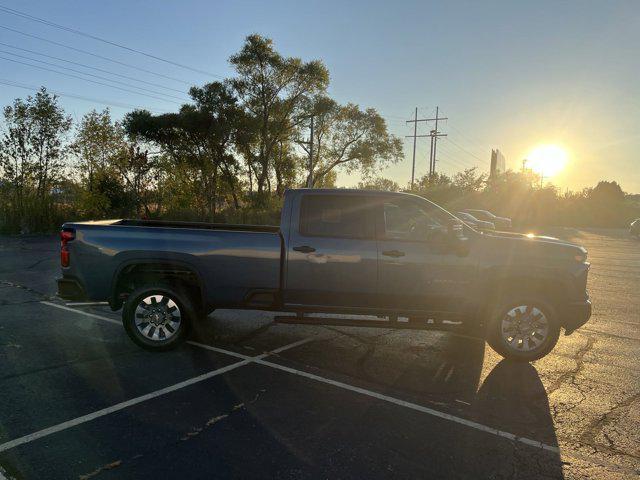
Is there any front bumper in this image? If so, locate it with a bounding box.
[56,277,87,301]
[562,296,592,334]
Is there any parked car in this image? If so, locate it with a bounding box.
[57,189,591,362]
[462,209,512,230]
[631,219,640,238]
[456,211,495,231]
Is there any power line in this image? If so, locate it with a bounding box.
[443,137,485,162]
[447,123,490,153]
[436,148,481,171]
[0,78,168,112]
[0,41,188,94]
[0,55,183,105]
[0,49,189,102]
[0,4,222,78]
[437,144,482,169]
[435,149,471,169]
[0,24,191,85]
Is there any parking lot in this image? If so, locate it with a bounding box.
[1,229,639,479]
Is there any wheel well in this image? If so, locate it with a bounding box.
[112,262,204,312]
[481,276,565,323]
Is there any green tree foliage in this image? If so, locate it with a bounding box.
[110,145,157,217]
[357,177,401,192]
[230,34,329,199]
[72,109,128,217]
[72,109,124,190]
[73,109,159,218]
[0,87,71,232]
[305,97,403,187]
[125,82,245,219]
[588,180,625,203]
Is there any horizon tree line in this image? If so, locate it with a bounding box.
[0,34,637,233]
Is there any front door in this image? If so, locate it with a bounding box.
[284,193,378,309]
[375,196,475,318]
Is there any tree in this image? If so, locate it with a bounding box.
[588,180,625,204]
[357,177,400,191]
[72,109,124,192]
[230,34,329,198]
[304,98,403,187]
[125,82,245,219]
[110,145,157,217]
[0,87,71,231]
[452,167,486,192]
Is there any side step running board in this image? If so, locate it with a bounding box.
[274,315,463,331]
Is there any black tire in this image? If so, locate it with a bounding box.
[122,283,194,351]
[486,296,560,362]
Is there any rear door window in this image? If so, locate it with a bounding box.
[300,195,374,239]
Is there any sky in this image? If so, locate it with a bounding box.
[0,0,638,192]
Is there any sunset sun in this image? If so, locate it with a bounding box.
[526,145,568,178]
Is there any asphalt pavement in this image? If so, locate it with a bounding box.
[0,229,639,479]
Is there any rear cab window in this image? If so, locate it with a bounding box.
[299,194,375,239]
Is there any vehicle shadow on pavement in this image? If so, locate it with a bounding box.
[469,359,564,478]
[408,335,564,477]
[192,319,564,477]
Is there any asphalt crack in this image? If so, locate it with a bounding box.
[180,390,265,441]
[78,460,122,479]
[0,280,51,301]
[547,333,596,396]
[579,391,640,461]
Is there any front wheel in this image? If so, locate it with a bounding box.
[486,297,560,362]
[122,284,192,351]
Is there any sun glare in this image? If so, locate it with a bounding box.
[526,145,568,178]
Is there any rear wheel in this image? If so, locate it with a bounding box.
[122,284,193,351]
[486,296,560,362]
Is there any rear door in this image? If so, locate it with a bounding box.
[283,193,378,309]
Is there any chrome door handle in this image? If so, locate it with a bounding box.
[293,245,316,253]
[382,250,405,258]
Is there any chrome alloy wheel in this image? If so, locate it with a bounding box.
[500,305,549,352]
[134,294,181,342]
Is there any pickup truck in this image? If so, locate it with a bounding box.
[57,188,591,362]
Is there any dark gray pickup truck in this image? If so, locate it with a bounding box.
[57,188,591,361]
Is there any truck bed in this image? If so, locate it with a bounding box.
[61,219,283,307]
[71,218,280,233]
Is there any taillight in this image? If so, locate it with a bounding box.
[60,229,75,267]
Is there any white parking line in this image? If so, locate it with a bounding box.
[42,300,316,359]
[0,314,313,455]
[256,357,556,449]
[30,303,573,454]
[41,301,120,326]
[189,337,317,359]
[0,358,250,454]
[254,358,638,475]
[28,301,635,474]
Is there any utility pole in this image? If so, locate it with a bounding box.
[407,108,418,189]
[429,106,447,176]
[406,108,448,186]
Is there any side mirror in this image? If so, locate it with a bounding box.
[447,219,470,256]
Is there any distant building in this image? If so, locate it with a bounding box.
[490,149,505,177]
